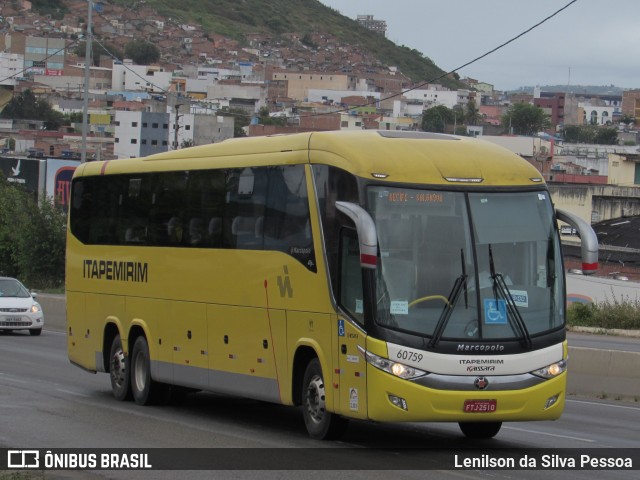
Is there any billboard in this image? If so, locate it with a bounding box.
[0,157,80,207]
[0,157,42,198]
[45,159,81,208]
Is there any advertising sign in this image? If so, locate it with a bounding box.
[0,157,42,197]
[45,159,80,208]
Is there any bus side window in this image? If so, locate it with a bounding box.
[226,167,267,249]
[338,227,365,325]
[263,165,315,271]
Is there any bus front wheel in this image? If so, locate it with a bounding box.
[301,358,348,440]
[458,421,502,439]
[109,334,131,401]
[130,336,160,405]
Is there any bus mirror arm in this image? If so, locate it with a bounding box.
[336,201,378,269]
[556,209,598,275]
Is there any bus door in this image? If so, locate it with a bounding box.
[336,229,368,419]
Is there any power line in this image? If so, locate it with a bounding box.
[308,0,579,118]
[0,0,578,122]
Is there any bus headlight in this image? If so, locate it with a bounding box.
[531,359,567,379]
[358,346,427,380]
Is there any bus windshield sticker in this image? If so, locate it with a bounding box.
[390,301,409,315]
[355,299,363,314]
[508,290,529,308]
[483,299,507,324]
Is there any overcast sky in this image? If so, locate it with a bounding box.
[318,0,639,91]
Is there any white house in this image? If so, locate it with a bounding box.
[0,52,24,86]
[112,61,173,93]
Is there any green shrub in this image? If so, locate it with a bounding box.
[0,179,66,289]
[567,292,640,330]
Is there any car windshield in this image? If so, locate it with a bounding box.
[0,279,30,298]
[367,187,564,341]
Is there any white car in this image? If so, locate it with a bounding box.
[0,277,44,336]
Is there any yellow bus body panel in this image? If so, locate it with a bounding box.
[67,130,557,427]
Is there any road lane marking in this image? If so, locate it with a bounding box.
[567,399,640,412]
[56,388,91,398]
[503,425,595,442]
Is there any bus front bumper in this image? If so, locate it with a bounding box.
[366,365,566,423]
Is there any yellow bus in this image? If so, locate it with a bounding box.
[66,130,598,439]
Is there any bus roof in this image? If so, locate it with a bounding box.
[77,130,544,187]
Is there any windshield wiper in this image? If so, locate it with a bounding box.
[428,249,468,348]
[488,245,533,349]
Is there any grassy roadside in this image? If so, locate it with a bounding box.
[568,295,640,331]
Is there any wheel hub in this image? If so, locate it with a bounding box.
[110,349,126,388]
[305,375,326,424]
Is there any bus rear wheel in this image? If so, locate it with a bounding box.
[109,334,131,401]
[301,358,348,440]
[458,421,502,439]
[130,336,161,405]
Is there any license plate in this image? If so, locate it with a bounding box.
[5,317,21,323]
[463,399,497,413]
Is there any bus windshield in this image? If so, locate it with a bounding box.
[367,187,564,341]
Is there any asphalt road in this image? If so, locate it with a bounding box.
[0,329,639,480]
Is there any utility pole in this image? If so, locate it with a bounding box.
[81,0,92,162]
[173,103,183,150]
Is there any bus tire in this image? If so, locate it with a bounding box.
[302,358,348,440]
[458,421,502,439]
[109,334,131,401]
[130,336,159,405]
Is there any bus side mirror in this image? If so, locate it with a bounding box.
[556,209,598,275]
[335,201,377,269]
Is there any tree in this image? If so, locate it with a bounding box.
[218,107,249,137]
[421,105,454,133]
[620,114,635,127]
[563,125,595,143]
[0,179,66,288]
[0,89,64,130]
[124,39,160,65]
[501,103,551,136]
[257,106,286,126]
[594,127,618,145]
[74,41,124,67]
[465,100,482,126]
[562,125,618,145]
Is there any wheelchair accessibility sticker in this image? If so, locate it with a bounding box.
[484,298,507,324]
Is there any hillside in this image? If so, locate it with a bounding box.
[31,0,463,89]
[152,0,460,83]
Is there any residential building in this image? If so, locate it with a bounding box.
[192,114,234,146]
[114,111,170,158]
[402,87,470,110]
[112,61,173,93]
[622,89,640,123]
[533,89,565,128]
[608,152,640,186]
[24,36,65,76]
[0,52,24,86]
[356,15,387,36]
[270,71,356,102]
